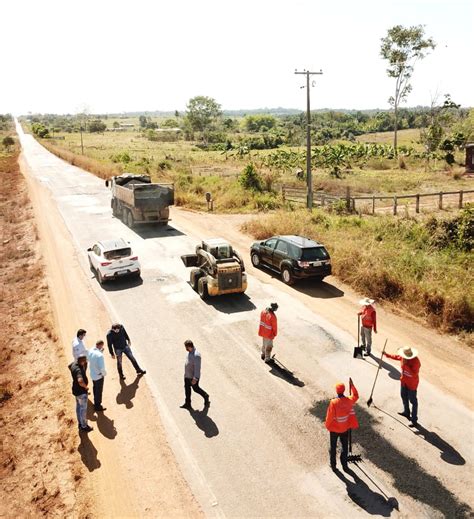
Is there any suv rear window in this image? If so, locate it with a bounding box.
[300,247,329,261]
[104,248,131,260]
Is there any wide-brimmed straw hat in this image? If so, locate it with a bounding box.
[359,297,375,306]
[397,347,418,359]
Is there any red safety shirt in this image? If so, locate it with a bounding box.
[358,305,377,332]
[384,353,421,390]
[258,310,277,340]
[325,384,359,433]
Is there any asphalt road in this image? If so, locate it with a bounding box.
[17,123,473,518]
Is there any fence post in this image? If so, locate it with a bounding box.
[346,187,351,211]
[416,194,420,214]
[282,186,286,202]
[372,196,375,215]
[439,191,443,210]
[459,190,463,209]
[393,196,397,215]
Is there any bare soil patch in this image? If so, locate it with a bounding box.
[0,152,90,517]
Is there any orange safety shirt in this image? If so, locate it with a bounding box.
[325,384,359,433]
[358,305,377,331]
[384,353,421,390]
[258,310,277,340]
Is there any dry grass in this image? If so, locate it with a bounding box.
[0,147,89,516]
[41,140,122,179]
[242,209,473,342]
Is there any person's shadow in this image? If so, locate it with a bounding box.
[188,405,219,438]
[373,407,465,465]
[78,432,101,472]
[90,412,118,440]
[116,376,141,409]
[364,354,400,380]
[412,423,465,465]
[333,467,396,516]
[268,359,305,387]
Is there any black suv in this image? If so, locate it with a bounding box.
[250,235,331,285]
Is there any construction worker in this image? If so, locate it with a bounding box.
[384,347,420,427]
[325,378,359,471]
[258,303,278,363]
[358,297,377,355]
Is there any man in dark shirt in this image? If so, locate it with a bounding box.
[68,354,93,433]
[106,323,146,381]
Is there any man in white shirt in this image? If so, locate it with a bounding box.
[72,329,88,361]
[88,340,107,412]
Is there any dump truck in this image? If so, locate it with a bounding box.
[105,174,174,228]
[181,238,247,299]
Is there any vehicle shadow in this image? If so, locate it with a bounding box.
[333,467,396,516]
[78,432,101,472]
[204,293,256,314]
[256,267,344,299]
[101,275,144,292]
[116,376,141,409]
[267,358,305,387]
[132,224,185,239]
[373,406,465,465]
[187,406,219,438]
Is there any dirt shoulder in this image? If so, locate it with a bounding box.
[0,150,91,517]
[12,154,201,517]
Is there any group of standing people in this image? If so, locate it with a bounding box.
[68,324,146,433]
[257,297,421,469]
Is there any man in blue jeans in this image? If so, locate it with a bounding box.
[106,323,146,381]
[68,354,93,433]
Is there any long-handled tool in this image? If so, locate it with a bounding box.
[367,339,388,407]
[353,315,364,359]
[347,377,362,463]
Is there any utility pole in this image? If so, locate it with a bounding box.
[294,69,323,209]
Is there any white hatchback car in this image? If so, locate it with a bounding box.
[87,238,141,284]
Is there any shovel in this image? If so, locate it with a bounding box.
[367,339,388,407]
[353,315,364,359]
[347,378,362,463]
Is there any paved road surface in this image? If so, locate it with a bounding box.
[17,123,473,518]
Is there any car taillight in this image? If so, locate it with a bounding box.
[100,262,112,266]
[297,261,310,268]
[129,256,138,261]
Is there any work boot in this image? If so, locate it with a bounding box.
[260,353,265,360]
[398,411,410,419]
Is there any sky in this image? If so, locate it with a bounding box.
[1,0,473,115]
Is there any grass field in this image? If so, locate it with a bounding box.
[27,121,473,213]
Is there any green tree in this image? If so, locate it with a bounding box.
[184,96,222,141]
[139,115,148,128]
[88,119,106,133]
[2,136,14,148]
[239,163,262,191]
[243,114,277,132]
[380,25,436,152]
[113,121,120,129]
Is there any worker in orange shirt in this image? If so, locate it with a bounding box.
[258,303,278,364]
[358,297,377,356]
[384,347,421,427]
[325,378,359,471]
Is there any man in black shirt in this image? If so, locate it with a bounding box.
[68,354,93,433]
[106,323,146,381]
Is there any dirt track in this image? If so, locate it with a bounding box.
[16,124,474,518]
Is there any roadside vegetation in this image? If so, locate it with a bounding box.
[242,207,473,343]
[0,115,89,516]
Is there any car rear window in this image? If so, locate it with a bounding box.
[104,248,132,260]
[300,247,329,261]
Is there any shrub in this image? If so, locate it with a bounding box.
[2,136,14,148]
[239,163,262,191]
[110,151,132,164]
[88,120,106,133]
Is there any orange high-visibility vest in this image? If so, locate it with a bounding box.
[258,310,277,339]
[325,384,359,433]
[385,353,421,390]
[359,305,377,331]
